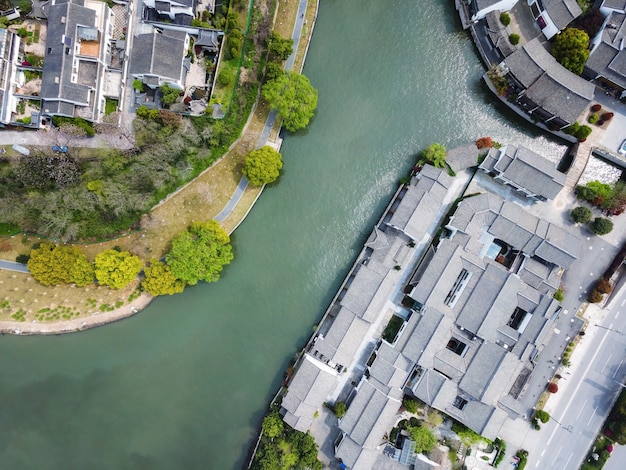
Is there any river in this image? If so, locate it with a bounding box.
[0,2,567,469]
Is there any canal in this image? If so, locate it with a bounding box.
[0,1,568,468]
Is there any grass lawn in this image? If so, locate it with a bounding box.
[105,98,118,115]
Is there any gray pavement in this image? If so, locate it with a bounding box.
[0,260,29,274]
[214,0,309,222]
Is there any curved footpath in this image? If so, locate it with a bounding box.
[0,0,318,335]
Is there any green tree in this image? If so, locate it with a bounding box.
[267,31,294,61]
[265,62,284,82]
[132,79,144,93]
[142,259,186,296]
[94,249,143,289]
[403,396,419,414]
[407,425,437,453]
[28,243,94,286]
[261,412,284,439]
[551,28,590,75]
[262,71,318,132]
[243,146,283,186]
[571,206,592,224]
[335,401,347,418]
[160,83,181,106]
[419,143,447,168]
[166,220,234,286]
[590,217,614,235]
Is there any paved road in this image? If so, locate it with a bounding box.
[0,260,29,273]
[527,288,626,469]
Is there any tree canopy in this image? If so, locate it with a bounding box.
[28,243,94,286]
[571,206,592,224]
[590,217,614,236]
[551,28,590,75]
[419,143,447,168]
[261,412,284,439]
[266,31,294,62]
[142,259,186,296]
[166,220,234,286]
[243,146,283,186]
[94,249,143,289]
[262,71,318,132]
[407,425,437,454]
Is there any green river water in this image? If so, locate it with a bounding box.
[1,1,567,468]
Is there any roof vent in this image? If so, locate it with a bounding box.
[54,76,59,84]
[61,16,66,23]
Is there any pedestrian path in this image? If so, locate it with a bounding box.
[214,0,309,224]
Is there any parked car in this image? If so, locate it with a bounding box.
[52,145,68,153]
[619,139,626,156]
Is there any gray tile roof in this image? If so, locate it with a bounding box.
[339,379,401,447]
[313,306,370,368]
[281,355,337,432]
[41,0,100,116]
[335,436,379,469]
[505,38,594,123]
[544,0,582,30]
[481,145,566,200]
[603,0,626,10]
[340,264,385,320]
[586,13,626,89]
[388,166,452,239]
[459,342,507,400]
[130,27,187,83]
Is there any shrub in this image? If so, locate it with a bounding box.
[596,278,612,294]
[17,27,28,38]
[335,401,346,418]
[217,69,232,86]
[591,104,602,112]
[547,382,558,393]
[590,217,614,235]
[475,137,493,149]
[535,410,550,424]
[553,288,564,302]
[575,125,592,141]
[16,254,30,264]
[403,397,419,414]
[500,12,511,26]
[509,34,520,45]
[588,289,604,303]
[571,206,592,224]
[588,113,599,124]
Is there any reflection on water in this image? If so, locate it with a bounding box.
[579,155,623,185]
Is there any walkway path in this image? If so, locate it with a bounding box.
[0,260,28,274]
[214,0,309,223]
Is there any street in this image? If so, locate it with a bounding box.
[527,288,626,469]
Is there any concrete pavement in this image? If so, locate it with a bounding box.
[0,260,29,274]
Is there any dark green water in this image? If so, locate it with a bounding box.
[1,2,567,469]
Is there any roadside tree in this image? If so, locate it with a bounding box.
[142,259,186,296]
[262,71,318,132]
[166,220,234,285]
[243,146,283,186]
[94,249,143,289]
[551,28,590,75]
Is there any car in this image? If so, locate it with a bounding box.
[52,145,68,153]
[619,139,626,156]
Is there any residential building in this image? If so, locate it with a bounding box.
[130,26,190,90]
[527,0,583,40]
[0,29,21,126]
[502,37,595,129]
[280,147,581,468]
[40,0,114,123]
[584,8,626,99]
[142,0,195,25]
[478,144,566,201]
